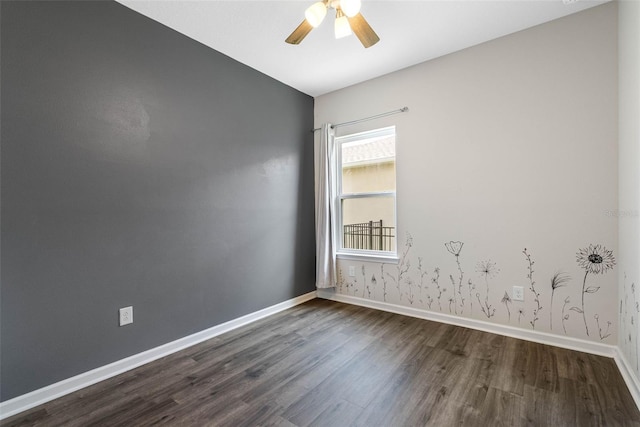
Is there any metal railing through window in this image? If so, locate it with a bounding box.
[343,220,395,252]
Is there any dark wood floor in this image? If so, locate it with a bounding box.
[3,299,639,426]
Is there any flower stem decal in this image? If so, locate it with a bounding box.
[418,257,429,308]
[388,233,413,301]
[380,264,388,302]
[432,267,443,311]
[550,272,570,331]
[445,241,464,313]
[370,274,377,299]
[476,259,498,318]
[575,244,616,336]
[562,296,571,335]
[502,291,512,322]
[362,265,367,298]
[523,248,541,330]
[594,314,611,340]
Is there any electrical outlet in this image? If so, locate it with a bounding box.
[119,306,133,326]
[512,286,524,302]
[348,266,356,277]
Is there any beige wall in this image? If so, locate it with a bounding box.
[316,3,618,343]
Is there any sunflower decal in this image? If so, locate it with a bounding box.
[576,244,616,275]
[574,244,616,337]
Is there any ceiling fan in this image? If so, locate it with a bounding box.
[285,0,380,48]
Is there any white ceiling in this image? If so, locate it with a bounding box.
[116,0,609,97]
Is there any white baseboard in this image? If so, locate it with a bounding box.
[5,289,638,420]
[317,289,616,357]
[0,291,317,421]
[614,348,640,410]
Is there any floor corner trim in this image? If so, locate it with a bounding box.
[614,347,640,411]
[317,289,616,357]
[0,291,317,421]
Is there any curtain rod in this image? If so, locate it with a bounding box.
[311,107,409,133]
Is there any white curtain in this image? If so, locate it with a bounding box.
[314,123,337,288]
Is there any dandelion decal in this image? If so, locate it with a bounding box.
[477,260,499,280]
[502,292,512,322]
[575,244,616,336]
[550,272,570,331]
[476,259,498,319]
[518,308,524,324]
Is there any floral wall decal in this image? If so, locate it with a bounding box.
[444,241,464,314]
[502,291,512,322]
[523,248,542,330]
[562,296,571,335]
[575,244,616,336]
[475,259,498,318]
[386,233,413,302]
[417,257,429,308]
[380,264,389,302]
[550,271,570,331]
[369,274,377,299]
[432,267,444,311]
[594,314,611,340]
[445,241,465,314]
[621,273,639,373]
[333,234,617,345]
[406,277,416,305]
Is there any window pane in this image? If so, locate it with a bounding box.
[342,197,395,252]
[341,136,395,194]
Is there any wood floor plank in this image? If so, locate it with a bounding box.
[474,387,523,427]
[307,399,363,427]
[2,299,639,427]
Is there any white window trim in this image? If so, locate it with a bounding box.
[334,126,398,263]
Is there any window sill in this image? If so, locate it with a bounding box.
[336,252,399,264]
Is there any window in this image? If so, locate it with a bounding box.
[335,126,397,260]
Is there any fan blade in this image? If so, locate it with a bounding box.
[285,20,314,45]
[348,13,380,48]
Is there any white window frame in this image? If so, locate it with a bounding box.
[334,126,398,263]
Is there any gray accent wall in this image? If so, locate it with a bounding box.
[1,0,315,401]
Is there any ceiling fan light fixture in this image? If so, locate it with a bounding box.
[305,1,328,27]
[339,0,361,18]
[334,10,352,39]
